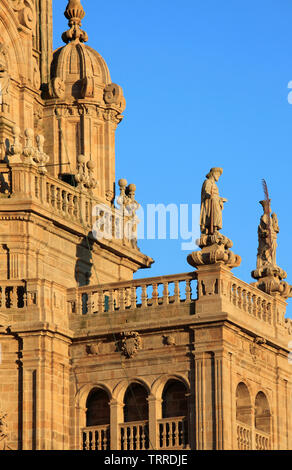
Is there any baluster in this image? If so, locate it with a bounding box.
[73,196,78,217]
[237,287,242,308]
[174,280,180,303]
[141,285,147,308]
[185,279,192,303]
[62,191,68,214]
[119,288,126,311]
[87,292,92,315]
[131,286,137,309]
[98,290,104,313]
[170,421,175,447]
[152,283,158,306]
[242,289,247,311]
[83,431,88,450]
[162,282,169,305]
[46,182,50,204]
[0,287,3,309]
[257,297,261,319]
[68,193,73,216]
[51,185,55,208]
[11,286,17,308]
[125,288,131,308]
[160,423,166,449]
[128,426,133,450]
[108,289,115,312]
[142,425,147,450]
[35,176,39,198]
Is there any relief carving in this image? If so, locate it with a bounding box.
[0,411,9,450]
[120,331,142,359]
[10,0,35,30]
[0,43,10,114]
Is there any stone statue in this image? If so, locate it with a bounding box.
[200,167,227,235]
[187,167,241,269]
[251,199,292,299]
[0,44,10,113]
[256,200,279,270]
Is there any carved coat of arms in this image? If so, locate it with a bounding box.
[120,331,142,359]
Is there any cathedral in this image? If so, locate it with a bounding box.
[0,0,292,451]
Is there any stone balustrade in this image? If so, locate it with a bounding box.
[236,423,271,450]
[255,430,271,450]
[230,279,273,325]
[67,272,197,316]
[158,416,189,450]
[119,420,149,450]
[0,280,27,309]
[236,423,252,450]
[82,425,110,450]
[0,163,137,243]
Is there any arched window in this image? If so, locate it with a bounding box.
[162,380,188,418]
[236,382,252,426]
[123,383,148,423]
[255,391,271,434]
[86,388,110,427]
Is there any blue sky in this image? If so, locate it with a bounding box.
[53,1,292,306]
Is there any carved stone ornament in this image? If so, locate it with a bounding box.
[10,0,35,30]
[163,335,176,346]
[187,232,241,269]
[86,342,101,356]
[0,42,10,114]
[104,83,126,111]
[0,411,9,450]
[32,57,41,90]
[249,337,266,363]
[49,77,65,99]
[120,331,142,359]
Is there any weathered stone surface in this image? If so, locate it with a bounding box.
[0,0,291,453]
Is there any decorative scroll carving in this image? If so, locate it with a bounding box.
[104,83,126,112]
[10,0,35,30]
[48,77,65,99]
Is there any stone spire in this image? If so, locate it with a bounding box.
[62,0,88,44]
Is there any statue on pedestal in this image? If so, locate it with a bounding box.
[187,167,241,269]
[251,194,291,298]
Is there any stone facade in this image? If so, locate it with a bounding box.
[0,0,292,451]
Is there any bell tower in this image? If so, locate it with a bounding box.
[43,0,126,204]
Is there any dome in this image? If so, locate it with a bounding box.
[50,41,111,100]
[47,0,125,110]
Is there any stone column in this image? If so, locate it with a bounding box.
[147,395,162,450]
[110,399,123,450]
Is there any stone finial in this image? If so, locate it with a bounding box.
[34,135,50,174]
[187,167,241,269]
[62,0,88,44]
[251,199,292,298]
[23,128,36,165]
[75,155,97,191]
[8,126,22,163]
